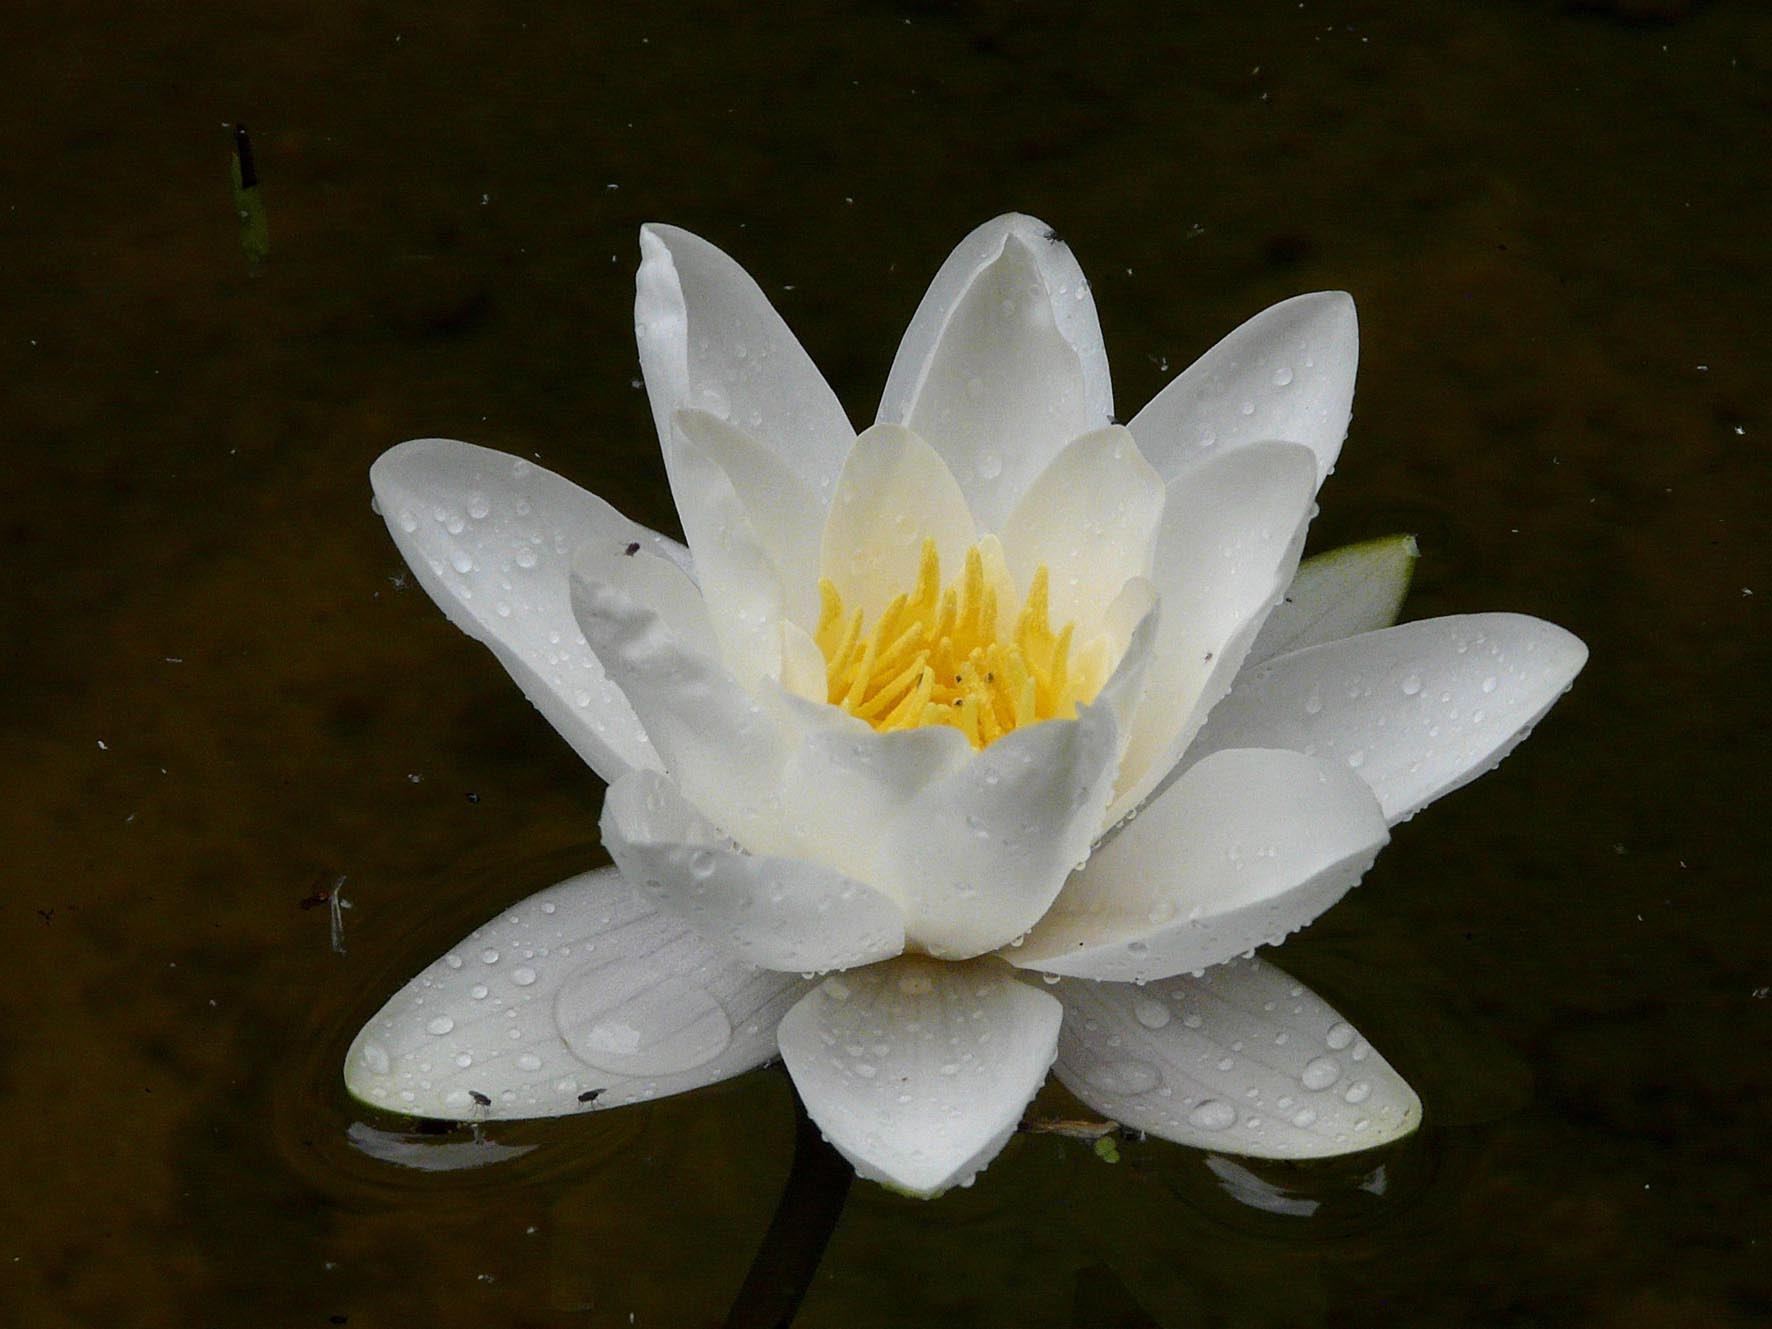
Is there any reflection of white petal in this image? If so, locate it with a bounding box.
[635,224,854,507]
[1129,291,1358,486]
[881,219,1109,531]
[1245,534,1419,669]
[1202,1155,1320,1216]
[1015,749,1387,982]
[601,770,906,974]
[1109,442,1318,824]
[777,957,1061,1197]
[371,438,681,783]
[343,868,810,1120]
[1001,425,1164,636]
[1187,613,1589,824]
[345,1121,537,1172]
[1053,956,1420,1158]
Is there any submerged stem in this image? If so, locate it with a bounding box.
[723,1091,853,1329]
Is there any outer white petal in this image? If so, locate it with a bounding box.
[878,605,1156,959]
[635,224,854,507]
[667,414,784,689]
[1186,614,1589,825]
[671,408,826,632]
[600,770,906,974]
[1108,442,1319,825]
[879,220,1109,531]
[1000,425,1166,635]
[1129,291,1358,486]
[569,575,794,856]
[1053,956,1420,1158]
[819,424,977,623]
[1013,749,1388,983]
[343,867,810,1120]
[371,439,681,783]
[1247,534,1419,669]
[777,957,1062,1197]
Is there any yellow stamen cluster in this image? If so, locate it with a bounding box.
[816,539,1097,748]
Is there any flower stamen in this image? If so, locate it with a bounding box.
[816,538,1101,747]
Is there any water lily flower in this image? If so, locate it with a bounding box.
[347,215,1586,1197]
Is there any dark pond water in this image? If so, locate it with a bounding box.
[6,1,1768,1325]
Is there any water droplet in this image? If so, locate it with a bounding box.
[1134,998,1171,1029]
[1083,1059,1161,1096]
[555,959,732,1075]
[468,495,491,520]
[481,948,501,965]
[1346,749,1366,770]
[516,1052,543,1072]
[359,1041,390,1075]
[1325,1021,1356,1050]
[1305,692,1323,716]
[1301,1056,1341,1091]
[1189,1099,1236,1131]
[454,1052,473,1068]
[1344,1080,1371,1104]
[450,550,474,574]
[1401,673,1422,696]
[512,966,537,987]
[688,850,717,880]
[397,510,419,533]
[977,452,1004,480]
[426,1016,455,1036]
[1271,367,1294,386]
[514,547,538,569]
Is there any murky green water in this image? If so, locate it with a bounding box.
[7,2,1768,1325]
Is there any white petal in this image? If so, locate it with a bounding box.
[1129,292,1358,486]
[571,539,717,664]
[601,771,906,974]
[569,574,793,856]
[1001,426,1165,634]
[880,220,1108,531]
[1186,614,1589,825]
[1053,956,1420,1158]
[635,224,853,507]
[668,413,784,688]
[777,957,1062,1196]
[819,423,976,623]
[769,689,973,884]
[1247,534,1419,668]
[343,867,810,1119]
[778,621,829,703]
[671,408,826,632]
[876,611,1153,959]
[370,439,681,784]
[1014,749,1388,982]
[1108,442,1319,825]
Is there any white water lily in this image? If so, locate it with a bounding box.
[346,215,1586,1197]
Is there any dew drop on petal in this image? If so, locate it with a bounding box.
[555,959,732,1076]
[1189,1099,1236,1131]
[1301,1056,1341,1091]
[1133,997,1171,1030]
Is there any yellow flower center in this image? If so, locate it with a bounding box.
[815,538,1102,748]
